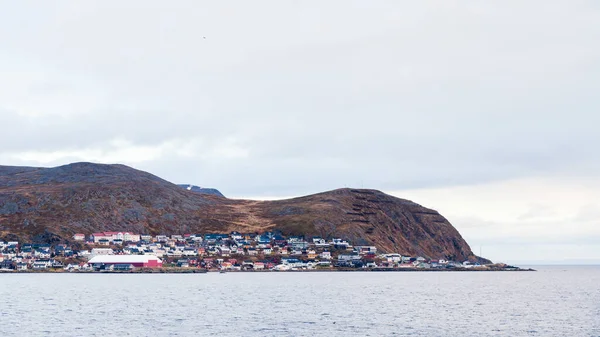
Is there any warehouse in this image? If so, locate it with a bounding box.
[87,255,163,268]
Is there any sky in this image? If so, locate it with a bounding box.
[1,1,599,264]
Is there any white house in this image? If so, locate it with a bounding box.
[140,235,153,242]
[73,234,85,241]
[32,260,52,270]
[90,248,114,258]
[383,254,402,263]
[338,254,361,261]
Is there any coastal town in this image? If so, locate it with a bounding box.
[0,231,514,272]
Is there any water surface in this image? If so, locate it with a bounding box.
[1,266,599,336]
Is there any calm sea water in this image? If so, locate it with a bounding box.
[1,266,599,336]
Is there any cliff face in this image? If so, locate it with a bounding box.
[0,162,482,261]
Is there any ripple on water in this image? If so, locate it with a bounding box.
[0,268,598,336]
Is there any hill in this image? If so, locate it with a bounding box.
[0,162,485,262]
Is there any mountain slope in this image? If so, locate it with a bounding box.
[0,162,482,261]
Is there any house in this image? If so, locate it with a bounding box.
[255,234,271,244]
[204,234,228,243]
[73,234,86,241]
[34,249,51,259]
[51,260,64,268]
[287,236,303,243]
[355,246,377,255]
[306,250,317,259]
[177,259,190,268]
[332,238,351,248]
[280,258,305,268]
[313,237,329,247]
[230,232,243,240]
[291,241,309,249]
[91,232,112,243]
[64,264,80,271]
[383,254,402,263]
[94,232,140,243]
[32,259,52,270]
[90,248,114,258]
[273,235,287,246]
[338,254,361,261]
[0,260,14,270]
[242,261,254,270]
[253,262,265,270]
[319,251,331,260]
[272,264,291,271]
[183,248,197,256]
[166,249,182,257]
[140,235,153,242]
[20,247,33,257]
[189,235,203,243]
[202,258,215,268]
[317,261,332,267]
[218,246,231,257]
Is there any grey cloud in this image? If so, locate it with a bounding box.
[518,204,558,221]
[574,204,600,223]
[1,1,600,196]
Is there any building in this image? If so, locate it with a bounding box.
[91,232,140,243]
[91,232,112,243]
[73,234,85,241]
[90,248,114,258]
[88,255,163,268]
[354,246,377,255]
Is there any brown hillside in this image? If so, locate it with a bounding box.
[0,162,483,262]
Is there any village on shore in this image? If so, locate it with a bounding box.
[0,231,523,272]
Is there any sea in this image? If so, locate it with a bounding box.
[1,266,599,337]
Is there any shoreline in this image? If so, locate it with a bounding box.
[0,267,535,274]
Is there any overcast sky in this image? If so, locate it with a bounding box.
[1,1,599,263]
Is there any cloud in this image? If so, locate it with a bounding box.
[1,2,600,196]
[573,204,600,223]
[518,204,558,221]
[1,1,600,262]
[393,177,600,262]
